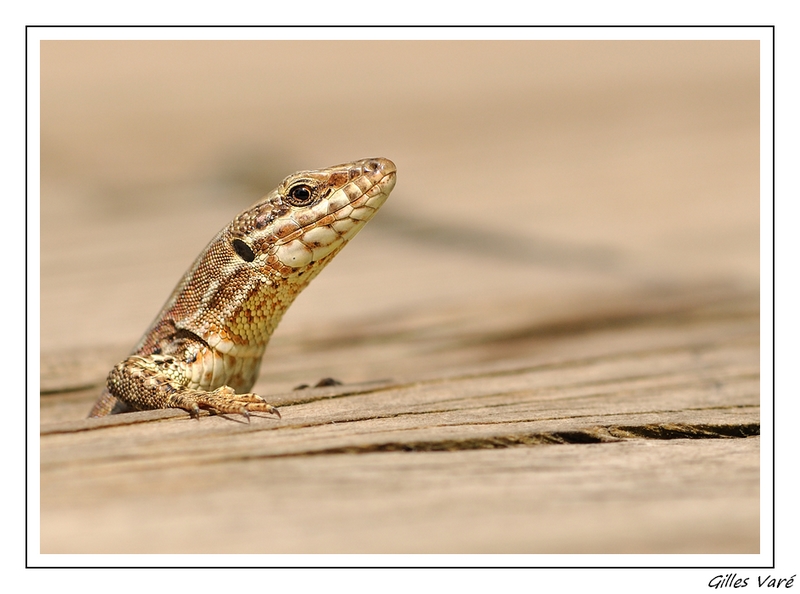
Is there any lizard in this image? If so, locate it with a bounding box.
[88,157,397,420]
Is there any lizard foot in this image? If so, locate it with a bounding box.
[168,386,281,421]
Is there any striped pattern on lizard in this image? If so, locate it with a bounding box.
[89,157,397,420]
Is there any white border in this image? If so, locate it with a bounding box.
[32,25,767,41]
[27,26,775,573]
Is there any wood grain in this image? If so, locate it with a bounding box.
[40,292,759,554]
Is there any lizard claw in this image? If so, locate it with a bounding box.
[168,387,280,421]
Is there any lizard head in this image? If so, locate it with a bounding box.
[229,157,396,277]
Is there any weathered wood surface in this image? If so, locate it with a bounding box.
[40,291,759,554]
[38,40,760,556]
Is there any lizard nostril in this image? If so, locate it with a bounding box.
[363,158,396,176]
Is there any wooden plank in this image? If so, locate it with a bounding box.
[40,292,759,554]
[40,440,759,554]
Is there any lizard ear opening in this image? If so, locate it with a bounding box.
[232,238,256,262]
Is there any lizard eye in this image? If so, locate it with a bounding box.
[232,238,256,262]
[286,184,316,207]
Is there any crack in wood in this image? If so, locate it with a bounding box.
[273,422,760,457]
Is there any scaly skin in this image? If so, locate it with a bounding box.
[89,158,396,419]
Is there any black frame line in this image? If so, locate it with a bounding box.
[26,24,776,571]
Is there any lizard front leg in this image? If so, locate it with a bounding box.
[103,354,280,420]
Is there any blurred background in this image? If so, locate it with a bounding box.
[39,39,760,393]
[37,38,762,555]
